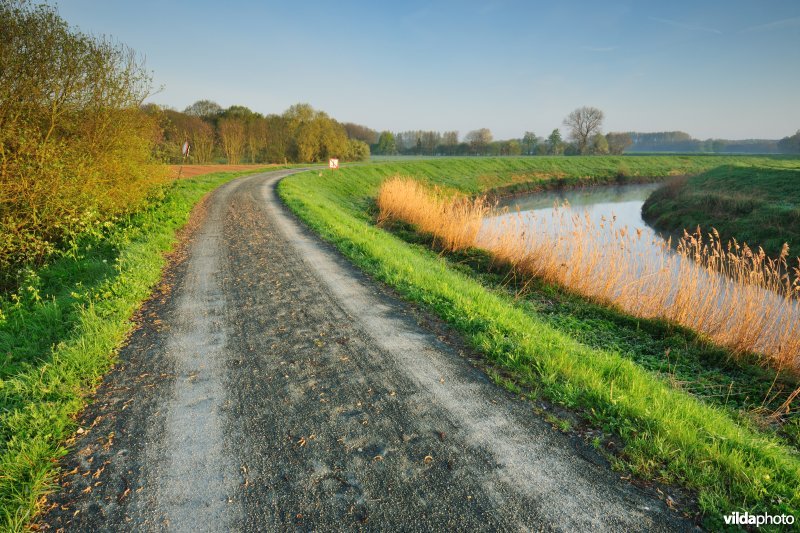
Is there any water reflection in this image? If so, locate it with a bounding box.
[480,184,799,367]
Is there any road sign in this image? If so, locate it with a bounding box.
[182,141,190,157]
[329,158,339,170]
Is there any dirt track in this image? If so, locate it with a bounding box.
[39,170,691,531]
[169,164,277,179]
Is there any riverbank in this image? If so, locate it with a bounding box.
[279,156,800,528]
[642,164,800,261]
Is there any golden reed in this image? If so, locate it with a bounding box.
[377,177,800,374]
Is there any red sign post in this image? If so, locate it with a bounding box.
[329,158,339,170]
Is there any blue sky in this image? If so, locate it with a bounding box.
[57,0,800,140]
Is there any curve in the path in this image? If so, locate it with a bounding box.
[40,170,690,532]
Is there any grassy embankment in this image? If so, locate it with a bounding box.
[278,156,800,528]
[643,164,800,259]
[0,169,267,530]
[378,177,799,372]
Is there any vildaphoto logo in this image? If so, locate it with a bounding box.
[724,511,795,527]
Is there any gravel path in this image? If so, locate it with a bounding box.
[39,170,691,531]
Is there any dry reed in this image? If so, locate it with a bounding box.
[377,177,800,373]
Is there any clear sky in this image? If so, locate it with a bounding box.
[56,0,800,140]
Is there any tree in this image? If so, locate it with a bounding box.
[245,117,268,163]
[421,131,441,154]
[264,114,290,163]
[499,140,522,156]
[778,130,800,154]
[0,0,164,280]
[184,99,222,119]
[345,139,370,161]
[343,123,378,144]
[441,131,459,155]
[189,118,215,163]
[590,133,609,155]
[606,132,632,155]
[547,129,564,155]
[521,131,538,155]
[218,118,246,164]
[563,106,604,154]
[465,128,493,155]
[376,131,397,155]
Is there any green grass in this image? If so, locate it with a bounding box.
[643,164,800,259]
[0,169,262,531]
[278,156,800,529]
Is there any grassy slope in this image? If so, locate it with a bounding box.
[279,156,800,528]
[0,169,261,531]
[643,164,800,259]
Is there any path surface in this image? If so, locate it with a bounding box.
[40,170,691,531]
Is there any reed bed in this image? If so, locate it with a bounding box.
[377,177,800,373]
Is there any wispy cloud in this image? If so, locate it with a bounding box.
[581,46,618,52]
[649,16,722,34]
[741,16,800,33]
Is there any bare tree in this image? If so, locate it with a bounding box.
[563,106,604,154]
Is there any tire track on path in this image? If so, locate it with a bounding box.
[39,169,692,532]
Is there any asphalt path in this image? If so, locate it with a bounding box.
[39,170,692,531]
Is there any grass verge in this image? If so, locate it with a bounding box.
[0,169,260,530]
[278,157,800,529]
[643,164,800,259]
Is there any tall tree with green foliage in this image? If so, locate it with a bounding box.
[522,131,538,155]
[778,131,800,153]
[376,131,397,154]
[590,133,609,155]
[547,129,564,155]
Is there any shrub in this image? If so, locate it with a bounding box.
[0,1,167,290]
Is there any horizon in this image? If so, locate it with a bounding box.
[56,0,800,140]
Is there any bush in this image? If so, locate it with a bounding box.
[0,1,167,290]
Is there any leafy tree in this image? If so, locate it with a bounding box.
[245,117,268,163]
[778,130,800,154]
[522,131,538,155]
[547,129,564,155]
[189,118,215,163]
[218,118,246,164]
[440,131,459,155]
[264,114,290,163]
[0,0,165,280]
[184,99,223,119]
[606,132,632,155]
[563,106,604,154]
[343,123,378,144]
[499,140,522,156]
[590,133,609,155]
[346,139,370,161]
[465,128,493,155]
[376,131,397,155]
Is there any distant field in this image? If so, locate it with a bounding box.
[643,164,800,259]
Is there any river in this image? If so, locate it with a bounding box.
[477,183,799,366]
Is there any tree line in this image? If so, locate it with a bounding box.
[0,0,369,287]
[365,107,632,156]
[147,101,370,165]
[625,131,785,154]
